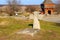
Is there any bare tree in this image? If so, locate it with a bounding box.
[7,0,20,16]
[25,6,36,13]
[56,4,60,14]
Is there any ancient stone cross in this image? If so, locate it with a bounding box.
[33,11,40,30]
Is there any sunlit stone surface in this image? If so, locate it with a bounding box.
[33,11,40,30]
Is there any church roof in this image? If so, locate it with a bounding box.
[43,0,54,4]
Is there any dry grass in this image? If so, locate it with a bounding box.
[0,17,60,40]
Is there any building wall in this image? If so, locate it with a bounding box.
[44,4,55,15]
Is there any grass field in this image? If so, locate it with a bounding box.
[0,17,60,40]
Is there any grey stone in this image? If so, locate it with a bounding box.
[16,28,40,36]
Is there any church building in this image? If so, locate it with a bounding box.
[41,0,55,15]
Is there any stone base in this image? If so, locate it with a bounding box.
[16,28,40,36]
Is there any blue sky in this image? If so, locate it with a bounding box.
[0,0,59,5]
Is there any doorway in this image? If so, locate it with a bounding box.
[48,10,51,15]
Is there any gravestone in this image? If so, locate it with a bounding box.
[16,11,40,36]
[33,15,40,30]
[33,11,40,30]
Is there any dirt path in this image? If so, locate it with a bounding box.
[42,15,60,23]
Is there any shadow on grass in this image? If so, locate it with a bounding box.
[28,24,33,28]
[55,23,60,27]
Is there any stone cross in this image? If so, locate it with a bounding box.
[33,11,40,30]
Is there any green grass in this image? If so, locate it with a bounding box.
[0,17,60,40]
[0,17,32,37]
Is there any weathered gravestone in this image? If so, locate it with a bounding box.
[33,11,40,30]
[16,11,40,36]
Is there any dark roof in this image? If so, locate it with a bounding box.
[43,0,54,4]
